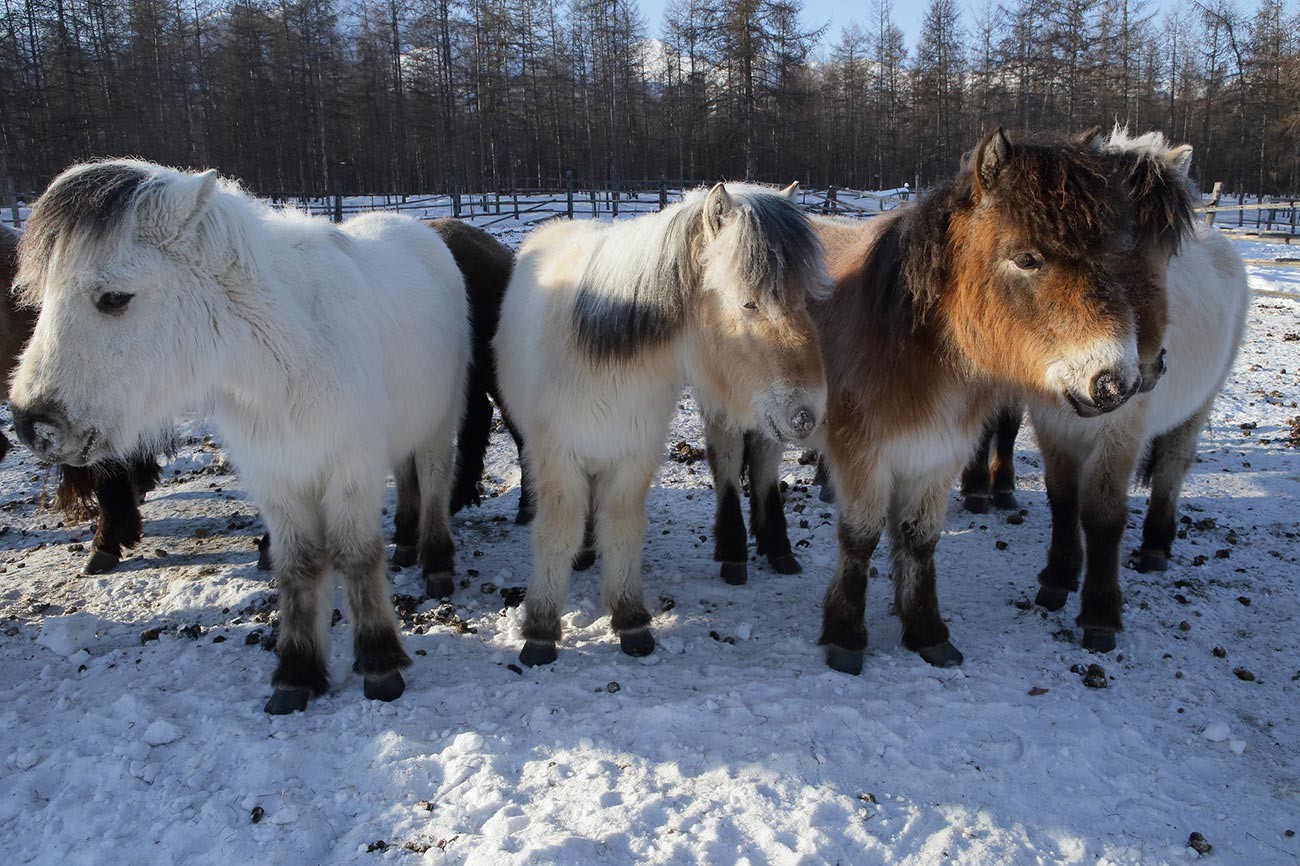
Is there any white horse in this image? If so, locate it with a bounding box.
[9,160,470,714]
[1028,126,1250,652]
[495,182,829,666]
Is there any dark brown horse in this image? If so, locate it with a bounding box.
[811,129,1162,674]
[3,223,161,574]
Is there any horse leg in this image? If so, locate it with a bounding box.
[501,408,534,525]
[263,501,329,714]
[1075,432,1142,653]
[391,456,420,568]
[129,453,161,502]
[813,454,836,503]
[593,457,658,656]
[747,432,798,574]
[520,453,588,666]
[704,416,748,585]
[959,414,996,513]
[414,430,458,599]
[989,405,1023,509]
[889,475,962,667]
[449,379,493,514]
[325,480,410,703]
[1035,431,1083,612]
[1137,406,1210,572]
[572,504,597,572]
[818,460,889,675]
[257,531,272,572]
[84,463,142,574]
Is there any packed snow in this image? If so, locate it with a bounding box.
[0,231,1297,865]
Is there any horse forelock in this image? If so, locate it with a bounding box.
[981,142,1127,259]
[717,191,827,305]
[18,162,152,305]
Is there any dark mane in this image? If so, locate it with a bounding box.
[19,162,150,299]
[727,192,825,305]
[1116,154,1197,256]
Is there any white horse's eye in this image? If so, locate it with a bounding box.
[96,292,134,314]
[742,300,759,311]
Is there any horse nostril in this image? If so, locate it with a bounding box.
[788,407,816,436]
[12,406,65,457]
[1089,371,1130,409]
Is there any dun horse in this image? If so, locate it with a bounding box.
[495,182,828,666]
[10,160,470,714]
[806,129,1167,674]
[964,128,1248,651]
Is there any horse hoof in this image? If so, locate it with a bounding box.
[83,548,121,575]
[264,688,309,715]
[256,539,272,572]
[992,491,1019,510]
[572,548,596,572]
[1035,585,1071,611]
[1082,629,1117,653]
[1136,550,1168,573]
[391,545,418,568]
[819,483,837,504]
[363,670,406,702]
[825,646,864,675]
[720,561,748,586]
[963,494,990,515]
[619,627,656,657]
[769,553,802,575]
[424,572,455,599]
[519,640,558,667]
[918,641,964,668]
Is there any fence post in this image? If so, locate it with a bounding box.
[332,163,345,224]
[1238,192,1245,229]
[1290,200,1295,238]
[828,186,838,215]
[612,176,619,218]
[590,186,597,218]
[452,173,462,219]
[4,173,18,228]
[512,169,519,219]
[566,170,574,219]
[494,190,501,215]
[1206,181,1222,227]
[659,178,668,211]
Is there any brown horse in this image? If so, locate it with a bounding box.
[961,128,1246,652]
[812,129,1165,674]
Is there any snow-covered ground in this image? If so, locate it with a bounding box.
[0,236,1297,866]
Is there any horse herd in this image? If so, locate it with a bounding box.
[0,124,1249,714]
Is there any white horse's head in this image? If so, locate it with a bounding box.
[10,160,233,465]
[687,182,830,441]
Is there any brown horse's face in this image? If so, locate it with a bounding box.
[689,184,827,441]
[945,131,1142,417]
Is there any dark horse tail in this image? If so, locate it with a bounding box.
[428,219,529,519]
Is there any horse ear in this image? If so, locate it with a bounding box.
[1075,125,1104,148]
[780,181,799,201]
[703,182,735,239]
[1166,145,1194,177]
[974,128,1012,195]
[137,168,219,239]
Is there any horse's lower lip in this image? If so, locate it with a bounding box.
[1064,392,1105,418]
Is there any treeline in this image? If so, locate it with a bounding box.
[2,0,1298,199]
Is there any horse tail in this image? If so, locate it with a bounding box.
[54,464,99,521]
[449,363,493,513]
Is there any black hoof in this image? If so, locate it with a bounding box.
[256,535,272,572]
[1035,585,1071,612]
[825,645,864,675]
[363,670,406,702]
[572,548,596,572]
[769,553,802,575]
[819,483,837,504]
[83,547,121,575]
[619,627,655,657]
[519,640,558,667]
[391,544,418,568]
[963,494,990,515]
[720,561,748,586]
[1136,549,1168,573]
[918,641,964,667]
[264,688,310,715]
[992,490,1020,510]
[1082,629,1117,653]
[424,572,454,599]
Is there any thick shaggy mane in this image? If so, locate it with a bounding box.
[1102,124,1197,255]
